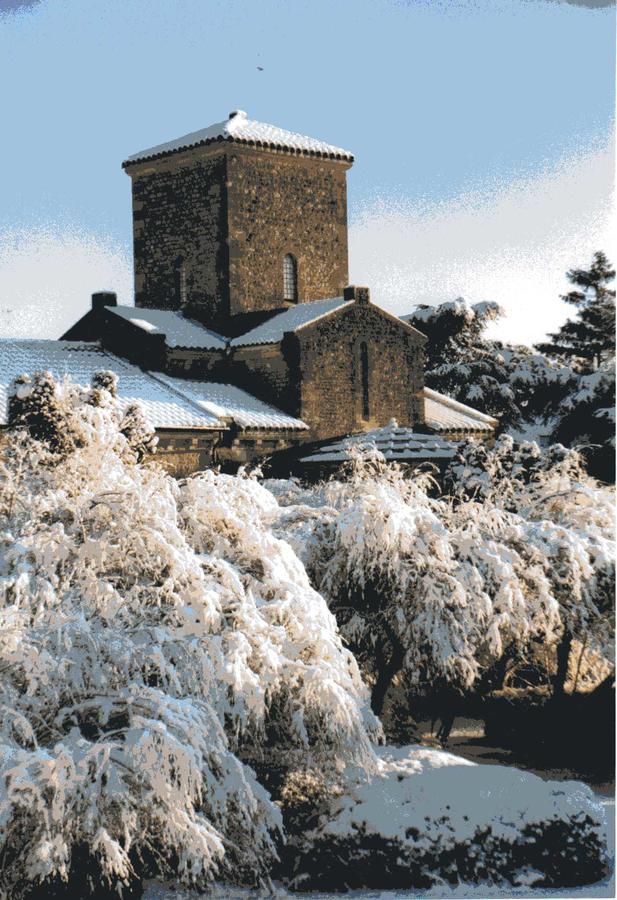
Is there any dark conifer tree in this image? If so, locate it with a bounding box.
[536,251,615,371]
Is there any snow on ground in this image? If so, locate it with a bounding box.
[142,748,615,900]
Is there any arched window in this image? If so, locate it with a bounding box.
[283,254,298,302]
[174,256,187,307]
[360,341,370,420]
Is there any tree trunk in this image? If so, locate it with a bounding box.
[552,630,573,698]
[476,643,517,696]
[370,644,405,717]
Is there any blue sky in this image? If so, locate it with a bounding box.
[0,0,614,342]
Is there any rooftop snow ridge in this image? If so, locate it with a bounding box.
[231,296,351,347]
[108,306,227,350]
[124,110,354,166]
[423,387,498,425]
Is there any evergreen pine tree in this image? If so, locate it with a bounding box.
[536,251,615,371]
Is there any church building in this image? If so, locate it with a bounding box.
[1,110,496,473]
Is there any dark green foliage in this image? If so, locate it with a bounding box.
[8,371,85,457]
[290,816,607,892]
[119,403,158,461]
[550,362,615,482]
[537,251,615,371]
[404,300,574,426]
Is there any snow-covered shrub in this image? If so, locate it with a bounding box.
[269,446,614,712]
[91,369,119,397]
[289,746,609,891]
[0,376,379,897]
[8,370,87,457]
[1,373,611,895]
[119,402,159,461]
[444,434,587,506]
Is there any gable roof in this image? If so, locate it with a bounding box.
[108,306,227,350]
[0,340,221,430]
[124,110,354,167]
[231,296,351,348]
[300,419,458,464]
[153,374,308,431]
[423,387,498,434]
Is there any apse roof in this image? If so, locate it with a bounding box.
[299,419,459,464]
[124,110,355,167]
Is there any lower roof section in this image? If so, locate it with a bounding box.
[0,340,307,433]
[423,387,498,434]
[152,374,308,431]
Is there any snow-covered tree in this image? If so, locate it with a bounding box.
[550,359,616,483]
[119,402,159,462]
[537,251,616,371]
[445,436,615,694]
[0,374,611,895]
[8,370,86,457]
[269,442,614,714]
[0,375,379,897]
[404,299,575,427]
[405,299,519,422]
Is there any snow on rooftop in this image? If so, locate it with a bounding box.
[423,387,498,433]
[300,419,459,464]
[0,340,222,431]
[231,296,351,348]
[124,109,354,166]
[153,374,308,431]
[109,306,227,350]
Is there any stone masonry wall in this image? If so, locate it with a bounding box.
[127,144,350,327]
[229,342,298,412]
[226,149,350,316]
[153,430,219,477]
[128,151,229,323]
[297,303,425,440]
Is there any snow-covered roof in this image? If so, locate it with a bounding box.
[232,297,351,348]
[423,387,498,434]
[299,419,459,464]
[0,340,222,430]
[153,374,308,431]
[108,306,227,350]
[124,110,354,166]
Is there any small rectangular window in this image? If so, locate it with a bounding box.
[360,341,370,420]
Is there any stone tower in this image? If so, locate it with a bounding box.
[123,110,353,328]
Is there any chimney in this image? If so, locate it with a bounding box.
[92,291,117,311]
[343,285,370,304]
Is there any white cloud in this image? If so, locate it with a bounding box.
[349,140,615,345]
[0,226,133,339]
